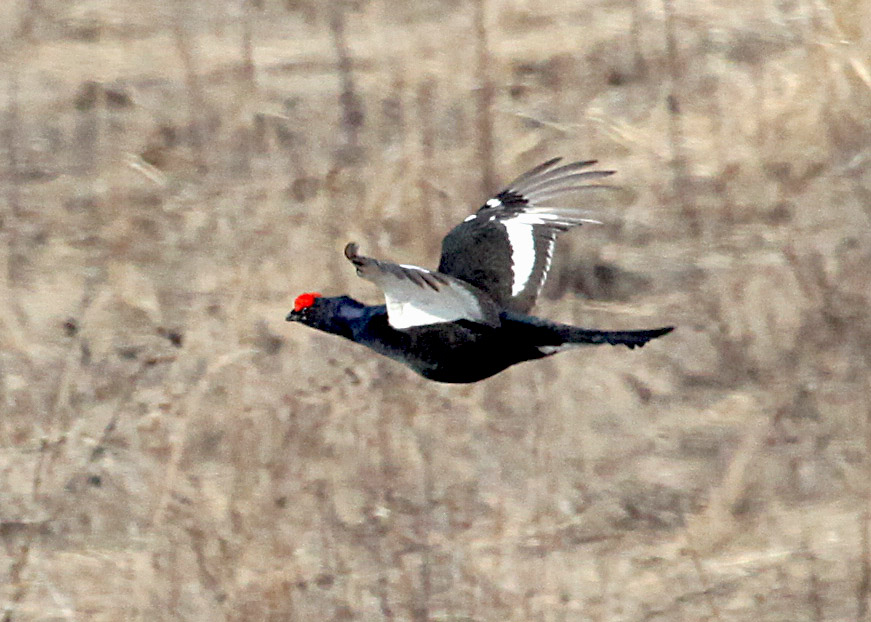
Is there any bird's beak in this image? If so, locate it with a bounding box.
[285,310,298,322]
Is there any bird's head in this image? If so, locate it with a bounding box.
[285,292,325,325]
[286,292,366,337]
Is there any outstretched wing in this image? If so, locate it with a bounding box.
[438,158,615,314]
[344,243,501,330]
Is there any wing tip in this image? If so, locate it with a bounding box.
[344,242,369,278]
[344,241,363,266]
[343,241,358,258]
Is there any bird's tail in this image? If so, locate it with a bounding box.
[557,325,674,350]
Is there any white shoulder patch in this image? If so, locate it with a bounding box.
[382,274,489,330]
[346,243,500,330]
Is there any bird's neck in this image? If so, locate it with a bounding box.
[313,296,373,340]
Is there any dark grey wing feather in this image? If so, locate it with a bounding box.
[507,156,564,187]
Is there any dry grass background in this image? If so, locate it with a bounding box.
[0,0,870,620]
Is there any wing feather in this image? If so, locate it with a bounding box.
[520,170,616,196]
[438,158,616,313]
[507,157,564,188]
[512,160,601,193]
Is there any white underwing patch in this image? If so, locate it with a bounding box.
[499,210,598,298]
[502,220,536,296]
[386,300,460,329]
[536,239,556,297]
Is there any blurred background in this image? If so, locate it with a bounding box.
[1,0,870,619]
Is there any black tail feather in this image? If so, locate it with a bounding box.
[567,326,674,349]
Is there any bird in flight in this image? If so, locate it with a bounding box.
[286,158,673,383]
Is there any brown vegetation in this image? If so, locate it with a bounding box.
[1,0,870,620]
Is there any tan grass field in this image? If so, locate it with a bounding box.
[1,0,870,619]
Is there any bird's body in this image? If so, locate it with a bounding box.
[287,158,673,383]
[293,295,671,383]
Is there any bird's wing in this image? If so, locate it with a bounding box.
[344,243,501,330]
[438,158,615,314]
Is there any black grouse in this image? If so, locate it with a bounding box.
[286,158,673,383]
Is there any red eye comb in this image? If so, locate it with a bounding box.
[294,292,322,312]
